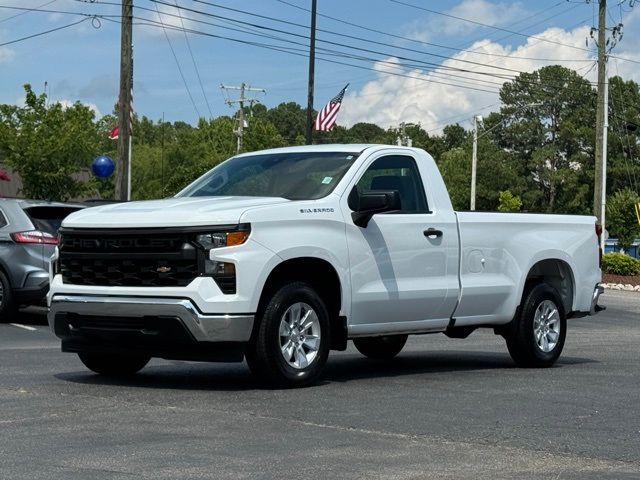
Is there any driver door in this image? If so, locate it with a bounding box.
[343,153,458,335]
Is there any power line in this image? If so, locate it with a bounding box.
[172,0,213,118]
[389,0,594,53]
[0,16,90,47]
[144,0,605,94]
[128,11,604,99]
[276,0,592,63]
[143,0,516,86]
[180,0,589,73]
[0,0,58,24]
[128,14,501,94]
[152,2,201,118]
[83,0,599,93]
[141,0,604,94]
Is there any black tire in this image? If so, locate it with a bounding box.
[77,352,150,376]
[246,282,330,387]
[353,335,408,359]
[0,270,16,324]
[505,283,567,368]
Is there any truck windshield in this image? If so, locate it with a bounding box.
[177,151,359,200]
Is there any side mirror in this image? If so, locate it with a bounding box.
[348,187,401,228]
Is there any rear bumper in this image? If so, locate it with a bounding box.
[13,271,49,306]
[590,284,605,315]
[48,295,254,362]
[568,284,605,319]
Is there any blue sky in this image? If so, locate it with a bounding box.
[1,0,639,131]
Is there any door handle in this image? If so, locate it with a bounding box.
[423,228,443,239]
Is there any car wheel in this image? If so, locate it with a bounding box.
[0,270,16,323]
[246,282,330,387]
[505,283,566,368]
[77,353,150,376]
[353,335,408,359]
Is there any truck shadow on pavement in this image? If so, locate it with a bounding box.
[54,351,597,391]
[321,351,597,384]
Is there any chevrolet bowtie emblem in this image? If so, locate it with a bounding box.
[156,266,172,273]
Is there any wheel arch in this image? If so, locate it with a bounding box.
[521,258,575,315]
[254,256,347,350]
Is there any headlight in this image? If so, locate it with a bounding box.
[196,225,250,249]
[195,224,250,295]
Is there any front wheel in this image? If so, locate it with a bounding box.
[353,335,408,359]
[246,282,330,387]
[505,283,566,368]
[78,353,150,376]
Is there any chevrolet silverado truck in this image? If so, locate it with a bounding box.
[48,145,604,386]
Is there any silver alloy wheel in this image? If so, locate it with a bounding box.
[279,302,321,369]
[533,299,561,353]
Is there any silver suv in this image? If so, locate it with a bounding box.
[0,199,84,322]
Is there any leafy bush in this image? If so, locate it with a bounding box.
[601,253,640,276]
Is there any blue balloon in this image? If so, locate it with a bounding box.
[92,155,115,178]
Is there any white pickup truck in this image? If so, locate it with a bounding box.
[48,145,604,386]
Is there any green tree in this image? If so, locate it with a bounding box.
[606,188,640,252]
[0,84,100,200]
[498,190,523,212]
[497,65,596,214]
[607,76,640,198]
[261,102,307,145]
[438,138,524,211]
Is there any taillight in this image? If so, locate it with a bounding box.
[11,230,58,245]
[595,223,602,265]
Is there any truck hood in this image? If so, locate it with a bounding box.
[62,196,290,228]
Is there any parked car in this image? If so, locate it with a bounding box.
[48,145,603,386]
[0,199,84,322]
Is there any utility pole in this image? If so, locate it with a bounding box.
[116,0,133,201]
[221,83,265,154]
[305,0,317,145]
[594,0,607,236]
[470,115,480,211]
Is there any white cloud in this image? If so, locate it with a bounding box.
[403,0,527,42]
[56,99,102,117]
[440,0,527,36]
[339,25,597,132]
[0,47,14,63]
[136,3,200,38]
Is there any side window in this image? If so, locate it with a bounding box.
[355,155,429,213]
[0,210,7,228]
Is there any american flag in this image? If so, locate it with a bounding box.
[314,84,349,131]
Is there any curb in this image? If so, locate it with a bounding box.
[601,283,640,292]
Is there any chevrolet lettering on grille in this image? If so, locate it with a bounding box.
[62,237,176,250]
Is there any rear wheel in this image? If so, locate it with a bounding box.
[246,282,330,387]
[0,270,16,324]
[505,283,566,368]
[77,353,150,376]
[353,335,408,359]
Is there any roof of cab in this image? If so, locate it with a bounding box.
[233,144,414,157]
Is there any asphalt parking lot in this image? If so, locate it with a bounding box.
[0,291,639,479]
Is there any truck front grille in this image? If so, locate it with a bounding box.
[58,229,200,287]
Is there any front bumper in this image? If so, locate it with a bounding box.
[48,295,254,362]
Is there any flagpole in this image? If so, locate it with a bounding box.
[305,0,317,145]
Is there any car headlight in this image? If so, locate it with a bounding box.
[195,224,250,295]
[196,226,250,249]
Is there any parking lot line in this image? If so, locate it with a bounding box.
[9,324,37,332]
